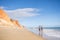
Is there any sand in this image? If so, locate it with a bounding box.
[0,25,44,40]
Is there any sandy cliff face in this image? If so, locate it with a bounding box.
[10,19,22,27]
[0,9,11,22]
[0,9,21,27]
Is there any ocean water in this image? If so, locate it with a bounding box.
[43,29,60,40]
[27,27,60,40]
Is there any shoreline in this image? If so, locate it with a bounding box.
[27,28,60,40]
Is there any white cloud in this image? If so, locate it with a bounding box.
[5,8,40,19]
[0,6,5,9]
[0,6,8,9]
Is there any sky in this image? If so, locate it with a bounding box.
[0,0,60,27]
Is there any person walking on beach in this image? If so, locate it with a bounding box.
[38,26,40,36]
[38,25,43,37]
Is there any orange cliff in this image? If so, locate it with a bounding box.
[0,9,21,28]
[0,9,11,23]
[10,19,22,28]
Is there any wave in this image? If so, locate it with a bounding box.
[43,29,60,38]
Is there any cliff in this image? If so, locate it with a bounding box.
[0,9,21,27]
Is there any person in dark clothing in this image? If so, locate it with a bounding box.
[38,26,43,37]
[38,26,40,36]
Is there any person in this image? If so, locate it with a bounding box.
[38,25,43,37]
[41,26,43,37]
[38,26,40,36]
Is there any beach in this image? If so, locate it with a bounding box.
[0,25,44,40]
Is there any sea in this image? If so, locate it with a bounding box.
[26,27,60,40]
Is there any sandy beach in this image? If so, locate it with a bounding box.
[0,25,44,40]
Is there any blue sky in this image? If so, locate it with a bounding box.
[0,0,60,27]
